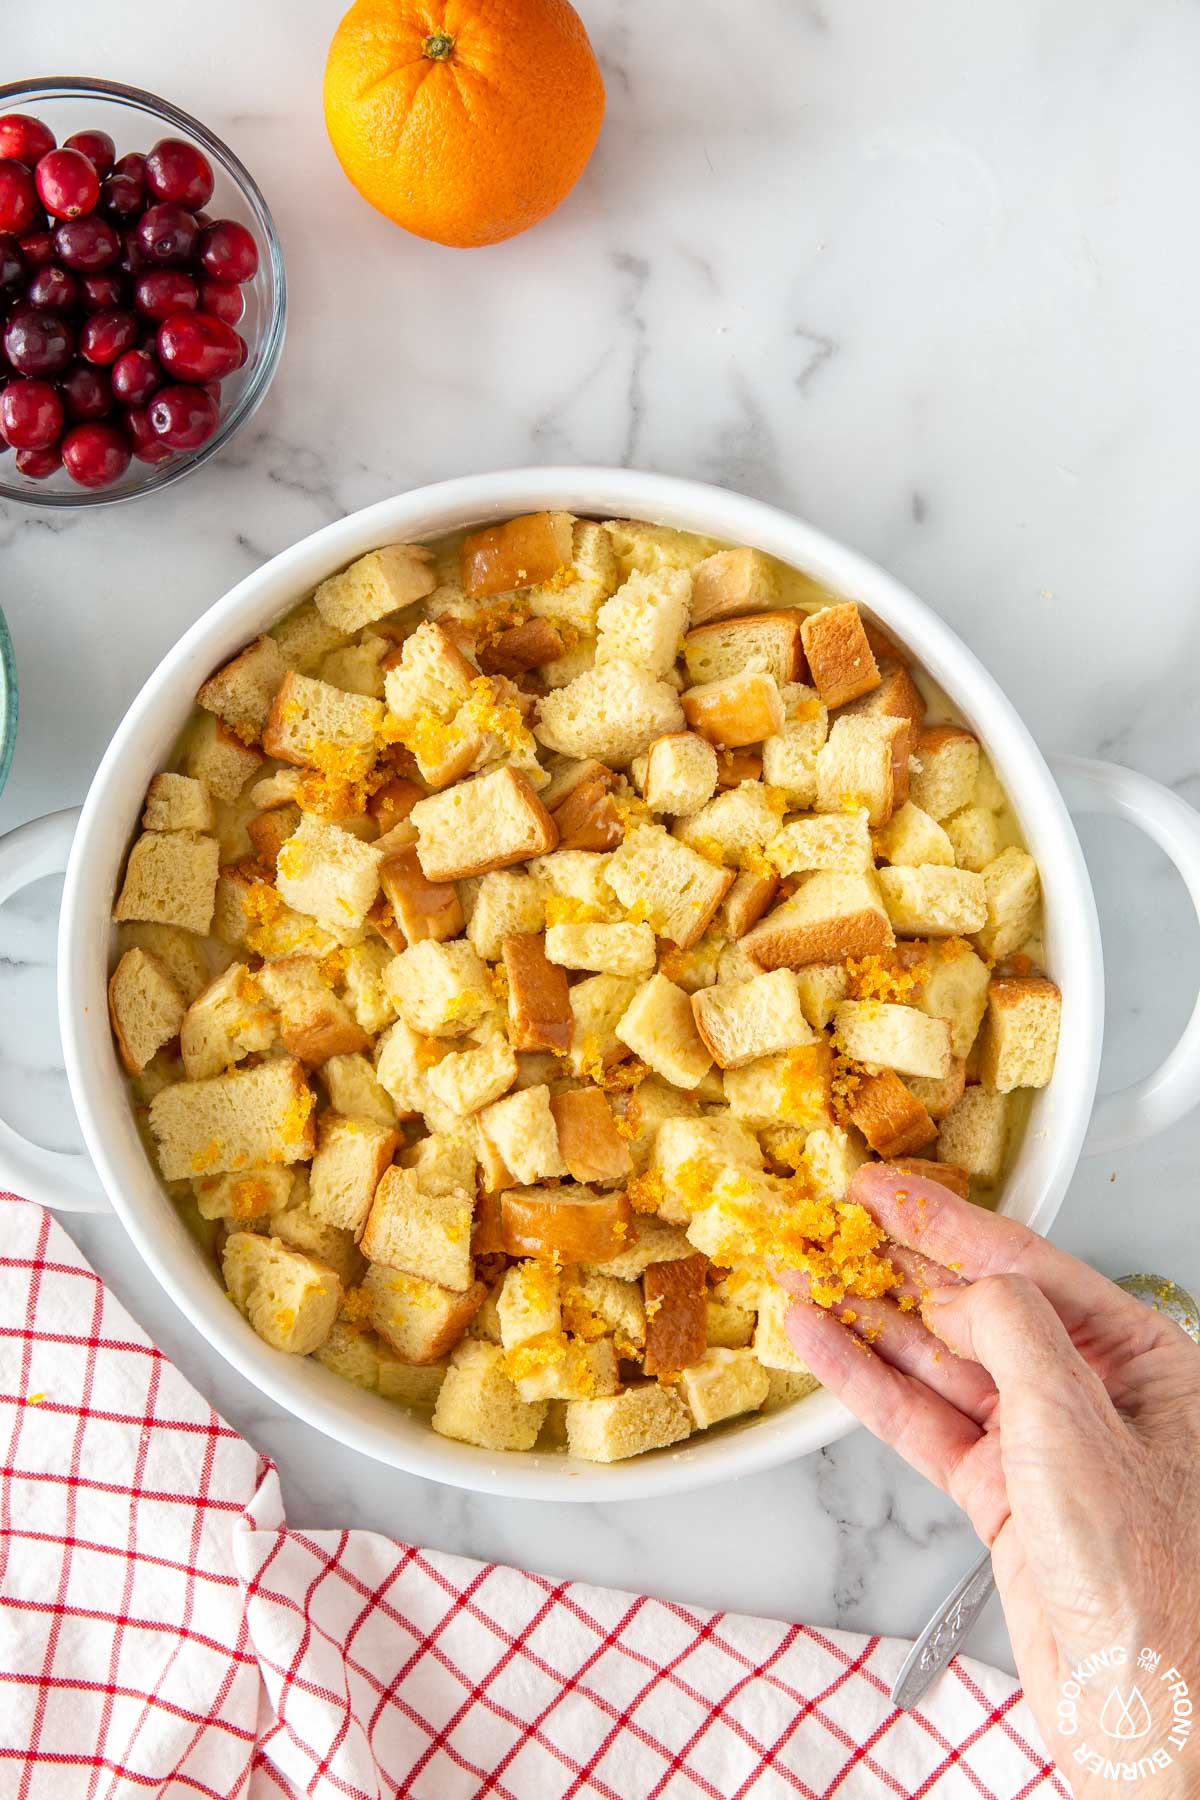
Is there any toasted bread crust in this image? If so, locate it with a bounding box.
[849,1070,938,1158]
[890,1157,970,1199]
[550,1089,634,1185]
[745,906,894,971]
[800,604,881,708]
[500,1186,633,1263]
[643,1253,709,1376]
[503,932,573,1054]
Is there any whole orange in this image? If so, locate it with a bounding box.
[323,0,606,249]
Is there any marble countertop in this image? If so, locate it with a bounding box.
[3,0,1200,1677]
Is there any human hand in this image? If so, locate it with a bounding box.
[781,1164,1200,1798]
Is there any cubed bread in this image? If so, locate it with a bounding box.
[752,1283,813,1374]
[257,958,369,1066]
[432,1338,549,1449]
[689,547,776,625]
[943,805,1002,873]
[479,616,565,677]
[612,1076,700,1173]
[720,870,779,939]
[320,1051,397,1127]
[307,1113,400,1235]
[848,1069,938,1158]
[500,1184,632,1264]
[905,1060,967,1122]
[978,976,1062,1092]
[113,830,220,935]
[674,781,782,868]
[767,810,873,876]
[270,599,350,674]
[616,972,713,1090]
[909,726,980,820]
[681,1347,770,1428]
[270,1187,367,1291]
[761,683,828,806]
[115,921,208,1005]
[833,1000,952,1080]
[149,1057,315,1180]
[318,634,391,700]
[212,863,338,960]
[496,1260,562,1348]
[640,731,720,818]
[582,1214,694,1280]
[705,1295,757,1350]
[974,847,1041,959]
[338,942,397,1039]
[374,1016,438,1117]
[275,813,383,935]
[363,1263,486,1362]
[550,1088,633,1185]
[535,658,685,766]
[530,849,621,917]
[246,803,303,872]
[425,1028,518,1117]
[873,801,955,868]
[142,772,216,835]
[683,612,805,688]
[184,714,262,804]
[692,969,817,1069]
[607,822,734,950]
[502,930,573,1055]
[723,1043,833,1131]
[313,1320,446,1407]
[545,921,657,977]
[222,1232,341,1355]
[815,715,902,827]
[378,847,464,948]
[505,1333,620,1404]
[936,1086,1009,1186]
[876,865,987,937]
[891,1157,970,1200]
[843,660,926,739]
[565,1384,693,1463]
[799,1124,869,1199]
[196,636,287,738]
[478,1085,565,1185]
[643,1252,708,1376]
[314,543,436,632]
[108,947,186,1075]
[362,1164,474,1291]
[561,1271,646,1355]
[653,1116,763,1221]
[915,939,992,1058]
[680,668,784,749]
[973,756,1008,813]
[262,671,384,778]
[180,963,277,1080]
[763,1366,821,1409]
[550,773,624,852]
[386,938,493,1038]
[193,1165,294,1223]
[793,963,848,1031]
[743,871,894,969]
[461,510,575,598]
[595,568,692,678]
[799,603,880,707]
[410,768,558,882]
[527,521,620,633]
[465,871,545,961]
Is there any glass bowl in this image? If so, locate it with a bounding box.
[0,76,286,508]
[0,605,15,797]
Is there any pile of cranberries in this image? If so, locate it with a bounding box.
[0,112,259,490]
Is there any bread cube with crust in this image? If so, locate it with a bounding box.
[410,768,558,883]
[523,522,619,634]
[763,1366,821,1409]
[479,615,565,678]
[108,948,186,1075]
[222,1232,341,1355]
[381,622,482,787]
[873,801,955,868]
[561,1271,646,1355]
[496,1260,561,1348]
[377,847,464,948]
[800,604,880,708]
[550,1088,633,1185]
[752,1283,812,1373]
[254,958,364,1066]
[184,713,262,804]
[545,920,656,978]
[313,1320,446,1407]
[944,805,1002,873]
[595,568,692,678]
[643,1252,708,1376]
[843,660,926,738]
[915,939,992,1058]
[548,768,624,852]
[720,871,779,940]
[467,870,546,960]
[603,518,724,577]
[362,1163,474,1290]
[683,611,805,689]
[848,1069,938,1157]
[314,543,436,632]
[607,822,734,950]
[386,938,493,1039]
[196,635,287,739]
[504,931,574,1055]
[425,1026,517,1118]
[815,715,903,827]
[793,963,848,1031]
[767,810,873,876]
[269,599,350,675]
[193,1165,294,1224]
[566,1384,693,1463]
[706,1296,757,1349]
[262,671,384,779]
[937,1086,1009,1186]
[501,1184,632,1264]
[877,865,987,938]
[478,1085,565,1185]
[404,1126,478,1197]
[690,548,777,626]
[535,658,685,766]
[681,1347,770,1428]
[834,1000,952,1080]
[320,1051,397,1127]
[275,813,383,936]
[724,1043,833,1131]
[211,863,337,959]
[363,1264,486,1362]
[674,780,782,868]
[307,1113,400,1236]
[114,830,220,935]
[692,969,817,1070]
[582,1214,693,1281]
[681,667,784,749]
[891,1157,971,1200]
[179,963,276,1080]
[461,510,574,598]
[743,871,894,970]
[616,973,712,1090]
[142,772,216,835]
[761,683,828,807]
[270,1182,367,1291]
[612,1077,700,1173]
[641,732,719,816]
[653,1115,763,1222]
[974,848,1041,959]
[149,1057,314,1180]
[246,802,303,873]
[979,976,1061,1092]
[906,1061,967,1122]
[909,725,979,820]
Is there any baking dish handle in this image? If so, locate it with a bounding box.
[0,807,110,1214]
[1051,754,1200,1156]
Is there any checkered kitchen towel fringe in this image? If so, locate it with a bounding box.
[0,1196,1068,1799]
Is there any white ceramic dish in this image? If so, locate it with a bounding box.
[2,468,1200,1502]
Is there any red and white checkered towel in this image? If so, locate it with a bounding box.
[0,1194,1067,1799]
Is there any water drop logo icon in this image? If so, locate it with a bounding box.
[1099,1684,1153,1741]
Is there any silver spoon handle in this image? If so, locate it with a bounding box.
[890,1547,996,1710]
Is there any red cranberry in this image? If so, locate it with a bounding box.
[157,311,241,382]
[144,138,214,211]
[0,115,56,170]
[197,219,258,284]
[0,377,64,449]
[26,264,78,310]
[15,442,63,478]
[148,383,218,450]
[110,346,160,406]
[0,159,38,235]
[100,170,144,222]
[79,306,138,365]
[60,360,113,420]
[198,277,243,326]
[3,306,72,376]
[35,148,101,221]
[137,203,199,266]
[114,152,146,184]
[80,271,123,309]
[0,235,24,290]
[62,420,130,487]
[120,226,146,276]
[17,229,53,270]
[134,268,198,321]
[125,405,173,463]
[53,214,121,271]
[64,130,116,179]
